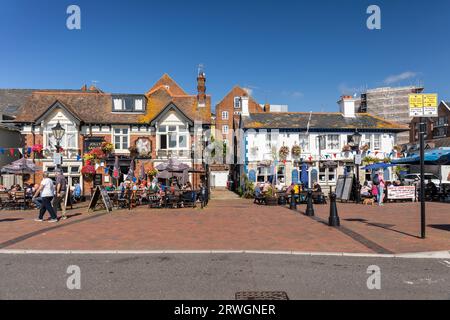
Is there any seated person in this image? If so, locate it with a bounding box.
[360,182,371,197]
[312,183,322,193]
[254,183,262,197]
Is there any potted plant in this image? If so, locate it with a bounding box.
[264,185,278,206]
[279,145,289,161]
[291,144,301,159]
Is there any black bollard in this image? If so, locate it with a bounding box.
[289,189,297,211]
[305,189,315,216]
[328,192,340,227]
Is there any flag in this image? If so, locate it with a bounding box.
[113,156,119,178]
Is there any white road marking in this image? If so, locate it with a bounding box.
[0,249,448,259]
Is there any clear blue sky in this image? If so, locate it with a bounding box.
[1,0,449,112]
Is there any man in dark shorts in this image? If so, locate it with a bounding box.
[52,169,68,220]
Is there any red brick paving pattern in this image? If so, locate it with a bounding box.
[0,199,448,254]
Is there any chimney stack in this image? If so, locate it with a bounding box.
[241,95,249,116]
[197,70,206,107]
[338,95,356,118]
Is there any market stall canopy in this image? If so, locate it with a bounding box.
[362,163,396,171]
[1,157,42,174]
[391,148,450,165]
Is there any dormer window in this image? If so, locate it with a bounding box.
[112,95,146,112]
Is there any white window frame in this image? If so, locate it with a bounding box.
[157,125,189,151]
[326,134,340,150]
[234,97,242,109]
[113,127,130,152]
[222,111,229,120]
[298,133,309,151]
[222,125,229,135]
[373,134,381,150]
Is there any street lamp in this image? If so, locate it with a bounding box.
[351,130,362,203]
[52,121,66,153]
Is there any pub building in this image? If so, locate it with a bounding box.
[12,73,212,195]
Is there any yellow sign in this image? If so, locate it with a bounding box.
[409,93,439,117]
[409,94,423,107]
[423,94,438,107]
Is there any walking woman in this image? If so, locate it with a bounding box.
[33,172,58,222]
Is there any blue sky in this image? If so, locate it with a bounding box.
[0,0,449,112]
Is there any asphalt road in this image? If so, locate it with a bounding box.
[0,253,449,300]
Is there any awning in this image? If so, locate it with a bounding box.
[391,149,450,165]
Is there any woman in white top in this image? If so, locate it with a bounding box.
[33,172,58,222]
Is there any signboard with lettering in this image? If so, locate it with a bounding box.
[84,137,105,152]
[409,94,438,117]
[387,186,416,201]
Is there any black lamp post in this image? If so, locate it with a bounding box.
[52,121,65,169]
[52,121,66,153]
[351,130,362,204]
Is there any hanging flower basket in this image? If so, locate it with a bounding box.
[81,164,96,181]
[101,142,114,155]
[279,146,289,160]
[31,144,43,153]
[360,144,370,152]
[291,145,301,158]
[342,144,352,152]
[89,147,105,159]
[393,145,402,153]
[147,168,158,178]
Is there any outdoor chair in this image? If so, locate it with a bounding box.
[180,191,197,208]
[12,191,26,210]
[164,194,179,208]
[254,194,266,205]
[148,194,161,208]
[0,192,13,210]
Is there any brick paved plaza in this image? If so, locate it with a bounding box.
[0,190,449,254]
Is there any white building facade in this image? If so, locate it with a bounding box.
[236,96,408,191]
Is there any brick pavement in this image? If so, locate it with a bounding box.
[0,197,448,254]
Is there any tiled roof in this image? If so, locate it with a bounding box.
[0,89,38,116]
[13,74,211,125]
[0,89,86,117]
[242,112,409,131]
[146,74,188,96]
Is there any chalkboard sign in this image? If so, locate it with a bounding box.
[88,186,113,213]
[94,174,103,187]
[336,174,354,201]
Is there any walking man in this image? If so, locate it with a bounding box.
[33,172,58,223]
[53,169,68,220]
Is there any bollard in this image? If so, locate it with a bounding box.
[305,189,315,216]
[328,192,340,227]
[289,189,297,211]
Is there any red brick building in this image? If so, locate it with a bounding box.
[12,74,211,194]
[214,86,267,144]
